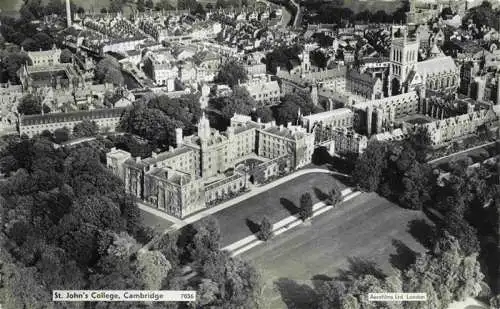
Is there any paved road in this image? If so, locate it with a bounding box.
[428,141,497,166]
[213,172,346,247]
[242,193,432,309]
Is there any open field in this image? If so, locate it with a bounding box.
[212,172,347,247]
[242,192,433,309]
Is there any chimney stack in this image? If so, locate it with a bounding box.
[66,0,72,28]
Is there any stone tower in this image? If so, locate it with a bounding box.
[301,49,310,73]
[197,112,211,140]
[388,25,419,96]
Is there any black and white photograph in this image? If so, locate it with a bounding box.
[0,0,498,308]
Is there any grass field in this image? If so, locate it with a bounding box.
[242,192,433,309]
[212,172,347,247]
[140,209,174,233]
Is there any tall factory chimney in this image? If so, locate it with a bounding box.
[66,0,72,28]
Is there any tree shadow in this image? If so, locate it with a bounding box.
[280,197,299,216]
[313,187,330,202]
[337,257,386,281]
[245,218,260,235]
[407,219,437,249]
[329,155,355,175]
[389,239,417,272]
[274,278,318,309]
[312,146,333,166]
[310,274,333,291]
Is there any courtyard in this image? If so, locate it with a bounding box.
[397,114,434,124]
[241,192,433,309]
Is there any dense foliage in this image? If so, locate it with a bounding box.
[95,56,124,86]
[316,234,484,309]
[353,141,431,210]
[73,120,99,138]
[215,60,248,88]
[120,93,202,149]
[17,94,51,115]
[273,93,323,126]
[210,86,257,121]
[0,136,261,309]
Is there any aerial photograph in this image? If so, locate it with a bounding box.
[0,0,499,308]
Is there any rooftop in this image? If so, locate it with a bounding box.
[302,108,353,122]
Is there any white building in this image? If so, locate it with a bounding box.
[240,75,280,105]
[143,53,178,91]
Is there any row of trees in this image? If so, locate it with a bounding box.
[303,0,410,25]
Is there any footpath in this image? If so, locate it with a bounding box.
[139,168,350,251]
[221,188,361,257]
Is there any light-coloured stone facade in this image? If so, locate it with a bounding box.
[353,92,420,135]
[422,108,498,145]
[19,107,125,137]
[301,108,354,132]
[106,114,315,218]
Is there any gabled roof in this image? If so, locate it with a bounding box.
[416,56,458,76]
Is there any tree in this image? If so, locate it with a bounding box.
[120,103,185,148]
[154,232,180,269]
[403,233,484,309]
[1,51,31,82]
[273,93,323,125]
[73,120,99,138]
[352,141,388,192]
[196,279,220,306]
[53,127,70,143]
[329,184,342,207]
[217,86,256,120]
[135,250,171,290]
[189,217,221,264]
[441,211,480,256]
[257,216,272,241]
[17,94,50,115]
[95,56,124,86]
[215,60,248,88]
[251,106,274,123]
[317,281,346,309]
[299,192,313,221]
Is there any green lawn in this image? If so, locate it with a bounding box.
[212,172,347,247]
[140,210,174,233]
[242,193,433,309]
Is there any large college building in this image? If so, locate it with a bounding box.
[107,113,315,218]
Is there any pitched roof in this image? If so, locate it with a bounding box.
[416,56,458,76]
